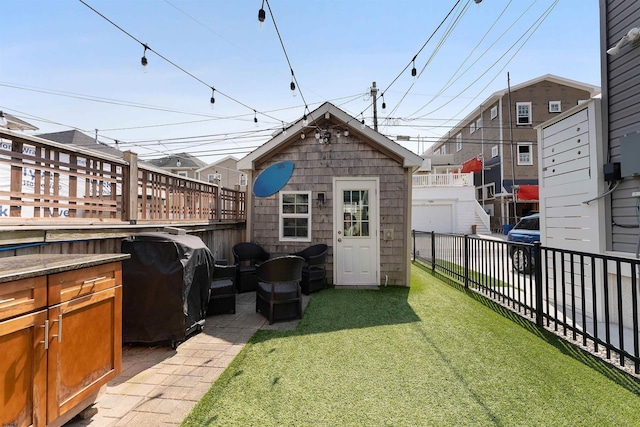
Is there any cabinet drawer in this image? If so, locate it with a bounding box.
[0,276,47,321]
[48,262,122,305]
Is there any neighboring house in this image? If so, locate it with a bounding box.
[37,130,124,159]
[147,152,205,178]
[0,111,39,132]
[237,102,424,287]
[196,155,247,190]
[425,74,600,231]
[600,1,640,255]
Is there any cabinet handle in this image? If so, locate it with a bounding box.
[0,297,16,304]
[51,314,63,343]
[40,320,49,350]
[82,276,107,286]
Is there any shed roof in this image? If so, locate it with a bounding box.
[37,129,124,158]
[237,102,423,171]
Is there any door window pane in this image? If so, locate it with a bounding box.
[343,190,369,237]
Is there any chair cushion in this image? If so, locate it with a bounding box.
[257,281,299,301]
[210,279,234,296]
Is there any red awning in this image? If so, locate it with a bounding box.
[517,184,539,201]
[461,157,482,173]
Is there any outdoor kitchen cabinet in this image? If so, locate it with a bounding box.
[0,254,128,427]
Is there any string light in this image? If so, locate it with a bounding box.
[300,132,305,139]
[411,57,417,79]
[258,0,266,27]
[254,110,258,127]
[141,43,148,69]
[302,114,308,126]
[282,121,287,135]
[210,87,215,109]
[381,94,387,110]
[361,116,366,129]
[290,79,296,96]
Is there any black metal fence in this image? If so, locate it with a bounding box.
[412,230,640,374]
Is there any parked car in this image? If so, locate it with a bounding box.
[507,213,540,273]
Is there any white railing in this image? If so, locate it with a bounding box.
[412,173,473,187]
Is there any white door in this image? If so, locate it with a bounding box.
[333,178,379,286]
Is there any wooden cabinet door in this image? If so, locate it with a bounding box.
[46,285,122,424]
[0,310,47,427]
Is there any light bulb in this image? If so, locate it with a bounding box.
[300,132,305,139]
[258,4,266,28]
[141,44,148,72]
[210,88,215,109]
[344,128,349,137]
[361,119,365,129]
[290,81,296,97]
[315,130,321,140]
[254,111,258,127]
[302,114,308,126]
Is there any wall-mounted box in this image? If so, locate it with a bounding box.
[620,132,640,177]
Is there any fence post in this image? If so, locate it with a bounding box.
[534,241,543,327]
[464,234,469,288]
[431,231,436,272]
[412,230,415,261]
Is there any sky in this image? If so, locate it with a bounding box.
[0,0,602,165]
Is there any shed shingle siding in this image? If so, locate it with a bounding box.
[603,0,640,253]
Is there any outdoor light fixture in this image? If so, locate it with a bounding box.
[322,131,331,144]
[411,58,417,79]
[254,110,258,126]
[317,192,325,203]
[176,160,181,167]
[290,79,296,96]
[258,1,266,26]
[300,132,305,139]
[315,129,321,140]
[607,27,640,56]
[381,94,386,110]
[361,118,366,129]
[210,87,215,109]
[141,44,148,68]
[282,122,287,135]
[344,128,349,137]
[302,114,308,126]
[0,111,6,127]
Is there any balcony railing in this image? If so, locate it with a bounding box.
[0,129,245,224]
[412,172,473,187]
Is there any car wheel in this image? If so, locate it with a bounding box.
[512,247,531,274]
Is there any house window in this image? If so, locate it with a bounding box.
[476,117,482,130]
[491,145,499,158]
[441,145,447,155]
[239,173,248,186]
[434,148,440,155]
[516,102,532,125]
[177,172,187,177]
[280,191,311,241]
[208,173,221,183]
[456,133,462,152]
[470,123,476,134]
[549,101,561,113]
[490,106,498,120]
[517,143,533,165]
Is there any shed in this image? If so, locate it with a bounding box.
[237,102,423,287]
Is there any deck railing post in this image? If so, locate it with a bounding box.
[412,230,415,261]
[534,241,543,327]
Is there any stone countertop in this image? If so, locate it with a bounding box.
[0,253,130,283]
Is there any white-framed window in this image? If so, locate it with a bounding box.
[470,123,476,134]
[456,133,463,152]
[549,101,561,113]
[476,117,482,130]
[490,106,498,120]
[208,173,222,183]
[517,142,533,165]
[441,145,447,155]
[177,171,187,177]
[491,145,499,158]
[279,191,311,241]
[516,102,532,125]
[239,173,248,186]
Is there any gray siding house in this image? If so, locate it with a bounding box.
[600,0,640,254]
[238,102,424,287]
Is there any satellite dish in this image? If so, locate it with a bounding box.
[252,161,295,197]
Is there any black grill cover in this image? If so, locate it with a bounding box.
[121,232,214,345]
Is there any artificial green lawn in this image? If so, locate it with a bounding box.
[182,265,640,426]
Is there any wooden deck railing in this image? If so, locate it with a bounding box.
[0,129,245,225]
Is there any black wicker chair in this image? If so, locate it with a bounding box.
[232,242,270,293]
[292,244,328,295]
[255,256,305,324]
[207,264,236,315]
